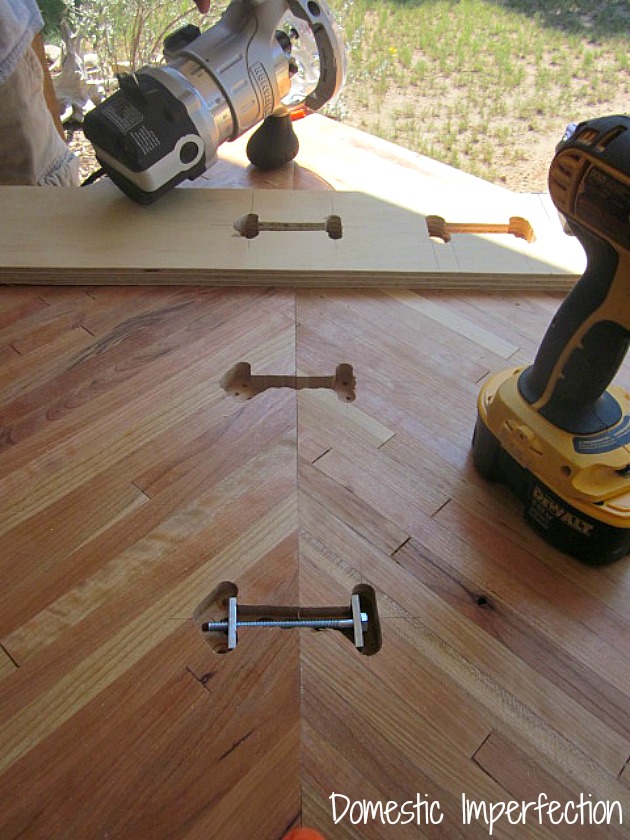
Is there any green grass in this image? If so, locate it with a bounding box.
[326,0,630,187]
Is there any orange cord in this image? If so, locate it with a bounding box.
[289,106,311,121]
[282,829,326,840]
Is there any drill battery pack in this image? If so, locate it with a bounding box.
[473,367,630,565]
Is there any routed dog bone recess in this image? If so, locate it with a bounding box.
[220,362,356,402]
[426,214,535,244]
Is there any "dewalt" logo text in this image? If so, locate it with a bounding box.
[531,485,595,535]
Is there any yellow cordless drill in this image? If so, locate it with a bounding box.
[472,114,630,564]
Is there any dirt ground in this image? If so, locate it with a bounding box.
[66,125,96,182]
[469,88,630,193]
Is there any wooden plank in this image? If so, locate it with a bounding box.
[294,286,630,839]
[298,470,630,779]
[0,623,300,840]
[0,485,297,766]
[313,443,450,519]
[422,289,563,358]
[1,439,296,661]
[294,289,498,451]
[302,633,560,840]
[0,291,96,356]
[473,732,627,839]
[0,470,148,639]
[381,289,521,359]
[0,647,17,681]
[2,109,629,839]
[0,301,295,509]
[298,456,408,557]
[297,388,395,465]
[220,112,514,201]
[0,185,585,289]
[394,537,630,750]
[0,285,301,838]
[298,527,491,755]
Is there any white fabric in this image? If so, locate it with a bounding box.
[0,1,80,185]
[0,42,80,184]
[0,0,43,82]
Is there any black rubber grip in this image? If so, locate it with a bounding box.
[518,225,626,434]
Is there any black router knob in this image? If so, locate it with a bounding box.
[246,115,300,171]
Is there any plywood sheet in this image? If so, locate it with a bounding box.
[0,185,585,289]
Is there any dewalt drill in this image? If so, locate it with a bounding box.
[472,114,630,565]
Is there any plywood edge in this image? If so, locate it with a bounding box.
[0,269,579,291]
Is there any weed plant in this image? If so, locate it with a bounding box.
[75,0,216,73]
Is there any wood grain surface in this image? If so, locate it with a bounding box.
[0,116,628,839]
[0,285,628,839]
[0,288,302,839]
